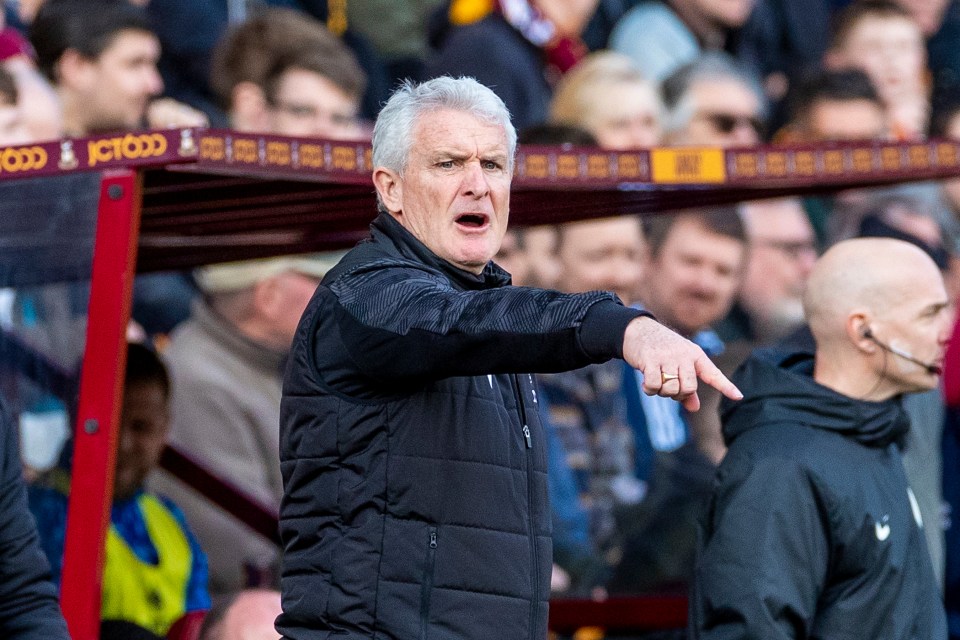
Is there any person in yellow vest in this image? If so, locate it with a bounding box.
[28,342,210,637]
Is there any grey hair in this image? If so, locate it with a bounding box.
[660,52,768,135]
[372,76,517,176]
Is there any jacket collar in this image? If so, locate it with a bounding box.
[370,212,511,290]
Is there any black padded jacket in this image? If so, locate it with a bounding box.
[277,213,643,640]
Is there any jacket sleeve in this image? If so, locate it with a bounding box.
[691,458,830,640]
[0,401,70,640]
[328,262,645,382]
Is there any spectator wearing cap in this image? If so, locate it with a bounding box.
[150,254,338,597]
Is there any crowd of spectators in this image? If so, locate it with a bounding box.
[4,0,960,638]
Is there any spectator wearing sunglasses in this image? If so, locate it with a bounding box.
[661,52,768,146]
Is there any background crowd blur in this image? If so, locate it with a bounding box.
[5,0,960,638]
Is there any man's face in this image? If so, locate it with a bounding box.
[675,78,763,147]
[642,217,746,336]
[557,216,645,305]
[834,16,926,105]
[690,0,756,29]
[261,270,323,349]
[375,109,512,274]
[870,264,952,394]
[740,199,818,337]
[268,68,361,140]
[114,380,169,501]
[586,81,661,150]
[74,29,162,133]
[806,98,887,140]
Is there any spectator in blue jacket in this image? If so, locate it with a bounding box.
[29,342,210,638]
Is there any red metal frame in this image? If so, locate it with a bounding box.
[59,170,142,640]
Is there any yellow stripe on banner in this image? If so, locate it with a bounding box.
[650,148,726,183]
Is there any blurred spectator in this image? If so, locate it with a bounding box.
[493,227,532,287]
[197,589,281,640]
[549,50,662,149]
[780,67,888,141]
[344,0,445,85]
[662,52,767,146]
[608,207,746,594]
[515,123,600,290]
[29,0,205,136]
[427,0,601,130]
[150,255,336,597]
[706,198,819,464]
[929,99,960,269]
[780,67,889,246]
[609,0,757,82]
[538,215,647,594]
[0,3,66,142]
[734,0,833,113]
[637,208,746,345]
[0,65,30,144]
[826,0,930,138]
[726,198,819,346]
[28,343,210,638]
[209,7,366,139]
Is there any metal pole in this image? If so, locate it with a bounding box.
[60,170,141,640]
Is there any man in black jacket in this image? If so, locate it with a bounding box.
[691,237,950,639]
[277,76,741,640]
[0,395,69,639]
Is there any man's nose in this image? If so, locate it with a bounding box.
[461,161,490,198]
[145,67,164,96]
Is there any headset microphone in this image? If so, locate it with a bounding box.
[862,328,942,375]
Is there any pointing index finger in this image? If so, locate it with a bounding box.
[696,356,743,401]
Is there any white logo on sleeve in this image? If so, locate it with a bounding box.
[488,375,494,388]
[875,515,891,541]
[907,487,924,528]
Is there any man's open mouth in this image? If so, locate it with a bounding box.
[456,213,489,228]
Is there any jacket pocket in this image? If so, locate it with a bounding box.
[420,526,438,640]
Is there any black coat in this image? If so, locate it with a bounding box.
[690,352,946,640]
[277,213,641,639]
[0,398,69,639]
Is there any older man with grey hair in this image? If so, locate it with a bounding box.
[277,76,741,639]
[661,52,768,147]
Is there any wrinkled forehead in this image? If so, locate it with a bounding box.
[410,108,510,154]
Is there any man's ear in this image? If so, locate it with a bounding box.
[847,311,876,352]
[230,81,269,132]
[55,48,95,91]
[373,167,403,215]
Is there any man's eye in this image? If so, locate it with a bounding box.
[483,161,501,170]
[437,160,454,169]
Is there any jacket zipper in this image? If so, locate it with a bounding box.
[511,374,539,639]
[420,527,438,640]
